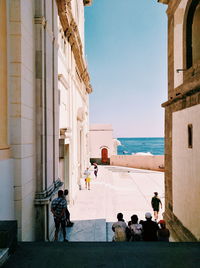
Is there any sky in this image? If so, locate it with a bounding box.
[85,0,168,138]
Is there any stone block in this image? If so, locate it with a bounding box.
[0,221,17,252]
[10,35,21,62]
[9,76,21,104]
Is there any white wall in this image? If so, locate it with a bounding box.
[89,124,115,158]
[172,104,200,240]
[0,159,14,220]
[8,0,36,241]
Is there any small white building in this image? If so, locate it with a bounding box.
[89,124,120,164]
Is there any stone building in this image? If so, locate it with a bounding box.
[89,124,120,164]
[159,0,200,241]
[57,0,92,203]
[0,0,92,241]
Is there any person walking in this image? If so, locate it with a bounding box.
[142,212,159,241]
[151,192,162,221]
[51,190,68,242]
[157,220,170,242]
[112,213,128,242]
[84,167,91,190]
[63,189,74,227]
[93,163,98,178]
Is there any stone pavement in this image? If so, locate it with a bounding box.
[64,165,165,242]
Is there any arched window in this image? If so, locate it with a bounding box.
[186,0,200,69]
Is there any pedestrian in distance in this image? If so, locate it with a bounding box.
[63,189,74,227]
[51,190,68,242]
[84,167,91,190]
[141,212,159,241]
[157,219,170,242]
[93,163,98,178]
[112,213,128,242]
[151,192,162,221]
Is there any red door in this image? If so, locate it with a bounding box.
[101,148,108,163]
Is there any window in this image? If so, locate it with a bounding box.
[188,124,193,148]
[186,1,200,69]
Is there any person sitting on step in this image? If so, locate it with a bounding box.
[128,214,143,241]
[141,212,159,241]
[112,213,128,242]
[157,219,170,242]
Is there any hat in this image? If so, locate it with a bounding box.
[145,212,152,219]
[158,220,166,224]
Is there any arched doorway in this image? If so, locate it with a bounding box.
[101,148,108,164]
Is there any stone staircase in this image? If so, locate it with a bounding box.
[3,241,200,268]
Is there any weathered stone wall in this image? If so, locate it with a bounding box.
[163,0,200,241]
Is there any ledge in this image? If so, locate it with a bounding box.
[0,147,10,160]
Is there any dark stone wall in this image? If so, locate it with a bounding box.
[90,158,110,165]
[0,221,17,252]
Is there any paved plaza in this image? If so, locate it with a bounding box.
[4,166,200,268]
[66,165,165,242]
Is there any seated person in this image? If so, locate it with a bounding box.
[128,214,143,241]
[112,213,127,242]
[141,212,159,241]
[157,220,170,242]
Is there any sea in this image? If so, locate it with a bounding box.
[117,137,164,156]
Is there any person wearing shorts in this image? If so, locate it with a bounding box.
[151,192,162,221]
[84,167,91,190]
[51,190,68,241]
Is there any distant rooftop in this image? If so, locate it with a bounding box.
[90,124,113,131]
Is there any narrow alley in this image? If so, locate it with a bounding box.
[66,165,164,242]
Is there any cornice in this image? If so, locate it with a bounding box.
[56,0,92,94]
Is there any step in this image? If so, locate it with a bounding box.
[59,219,107,242]
[3,242,200,268]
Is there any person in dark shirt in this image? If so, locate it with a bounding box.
[151,192,162,221]
[63,189,74,227]
[93,163,98,178]
[142,212,159,241]
[51,190,67,242]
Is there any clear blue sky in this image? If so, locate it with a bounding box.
[85,0,167,138]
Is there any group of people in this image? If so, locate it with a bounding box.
[51,183,168,243]
[51,189,74,242]
[112,212,170,242]
[112,192,168,242]
[84,163,98,190]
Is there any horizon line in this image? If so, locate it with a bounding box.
[115,136,164,139]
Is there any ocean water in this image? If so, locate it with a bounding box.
[117,137,164,156]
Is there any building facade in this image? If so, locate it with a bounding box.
[0,0,92,241]
[89,124,120,164]
[159,0,200,241]
[57,0,92,203]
